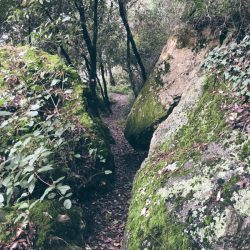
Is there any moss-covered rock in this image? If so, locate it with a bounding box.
[124,74,250,249]
[124,30,211,150]
[30,201,84,249]
[0,201,84,249]
[124,73,166,150]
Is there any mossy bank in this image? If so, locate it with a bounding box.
[0,46,114,249]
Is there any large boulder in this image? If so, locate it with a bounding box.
[124,32,250,250]
[124,31,212,150]
[124,74,250,249]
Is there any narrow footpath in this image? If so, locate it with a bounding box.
[85,93,146,250]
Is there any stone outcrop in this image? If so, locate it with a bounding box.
[124,32,213,150]
[124,32,250,250]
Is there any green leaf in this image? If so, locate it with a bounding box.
[64,89,73,94]
[14,213,25,224]
[63,199,72,209]
[27,111,38,117]
[28,174,35,184]
[0,194,4,203]
[28,181,36,194]
[38,165,53,173]
[18,202,29,210]
[62,16,71,22]
[30,104,40,110]
[74,154,81,158]
[40,186,54,201]
[57,185,71,195]
[100,158,106,163]
[29,200,39,210]
[2,176,11,187]
[104,170,112,175]
[51,79,61,86]
[53,177,65,184]
[23,165,34,173]
[48,192,57,199]
[0,120,9,128]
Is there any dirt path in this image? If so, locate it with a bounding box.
[85,93,146,250]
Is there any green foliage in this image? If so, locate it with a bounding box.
[131,0,172,72]
[205,35,250,98]
[109,84,132,95]
[0,47,81,225]
[0,46,113,236]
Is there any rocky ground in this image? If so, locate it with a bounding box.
[85,93,147,250]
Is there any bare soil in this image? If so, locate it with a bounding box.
[85,93,147,250]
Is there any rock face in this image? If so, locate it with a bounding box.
[124,34,250,249]
[124,34,212,150]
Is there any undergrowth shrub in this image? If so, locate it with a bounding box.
[0,47,112,231]
[204,35,250,99]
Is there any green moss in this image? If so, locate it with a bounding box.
[161,75,230,165]
[30,201,83,249]
[125,75,166,150]
[126,159,191,249]
[0,202,83,249]
[0,207,16,242]
[240,140,250,162]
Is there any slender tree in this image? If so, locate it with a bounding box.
[118,0,147,84]
[74,0,100,116]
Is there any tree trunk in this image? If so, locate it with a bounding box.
[42,7,73,66]
[58,45,72,66]
[108,65,116,86]
[127,34,137,97]
[74,0,99,116]
[118,0,147,84]
[100,61,112,113]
